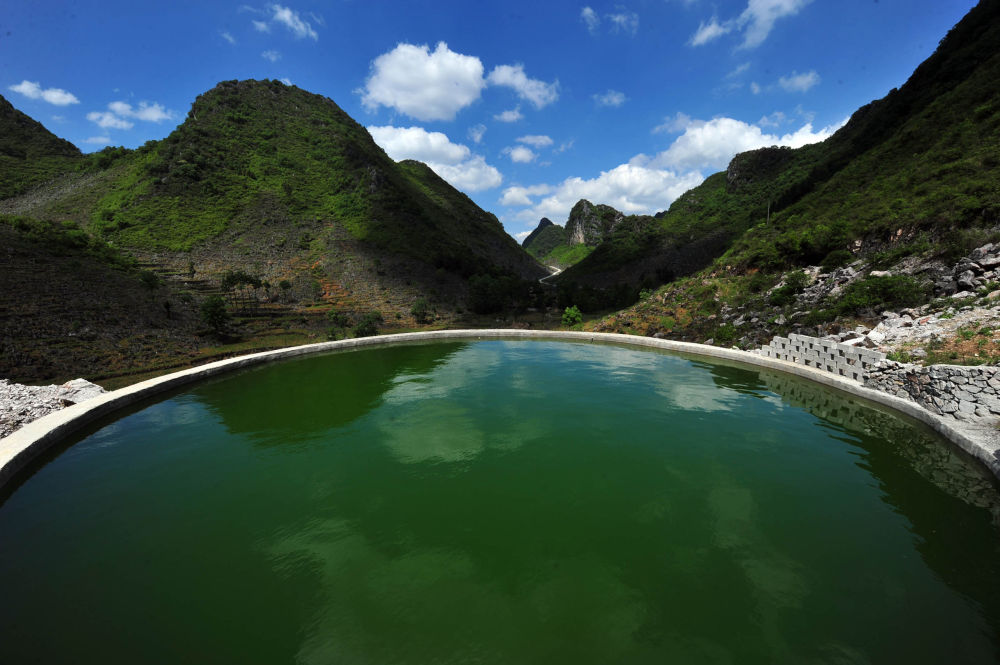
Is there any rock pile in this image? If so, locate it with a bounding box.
[934,242,1000,297]
[0,378,106,439]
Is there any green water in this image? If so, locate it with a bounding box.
[2,340,999,664]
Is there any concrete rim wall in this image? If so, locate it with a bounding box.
[2,329,999,491]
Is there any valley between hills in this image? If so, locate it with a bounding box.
[1,0,999,393]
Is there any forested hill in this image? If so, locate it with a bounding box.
[0,94,82,199]
[1,79,545,284]
[558,0,1000,293]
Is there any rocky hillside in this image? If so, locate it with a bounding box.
[522,200,634,271]
[561,0,1000,302]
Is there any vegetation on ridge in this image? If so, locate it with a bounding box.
[559,0,1000,322]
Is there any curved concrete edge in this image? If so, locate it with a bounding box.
[2,330,999,491]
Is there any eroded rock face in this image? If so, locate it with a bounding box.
[565,199,624,246]
[0,378,106,438]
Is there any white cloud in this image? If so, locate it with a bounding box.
[360,42,485,121]
[750,81,762,94]
[270,4,318,39]
[689,18,731,46]
[428,156,503,192]
[516,135,553,148]
[108,101,173,122]
[515,230,533,242]
[646,115,843,172]
[280,77,293,85]
[758,111,787,127]
[778,69,820,92]
[494,107,523,123]
[726,62,751,78]
[503,145,537,163]
[107,101,132,116]
[133,103,172,122]
[8,80,79,106]
[500,184,552,206]
[487,64,558,109]
[86,100,173,130]
[221,31,236,44]
[262,49,281,62]
[252,19,270,32]
[739,0,811,48]
[83,136,111,145]
[652,111,694,134]
[508,164,706,223]
[593,89,626,107]
[369,125,470,164]
[689,0,811,49]
[367,125,501,192]
[607,10,639,35]
[468,124,486,144]
[581,7,600,33]
[87,111,133,130]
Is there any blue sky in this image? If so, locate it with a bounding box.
[2,0,977,240]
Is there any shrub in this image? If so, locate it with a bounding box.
[138,270,160,290]
[353,311,383,338]
[831,275,930,317]
[326,308,350,339]
[769,270,809,306]
[562,305,583,327]
[714,323,736,344]
[746,272,772,294]
[820,249,853,271]
[410,298,432,323]
[200,295,229,335]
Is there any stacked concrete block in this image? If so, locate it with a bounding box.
[755,333,885,383]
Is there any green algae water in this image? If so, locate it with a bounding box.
[2,340,1000,664]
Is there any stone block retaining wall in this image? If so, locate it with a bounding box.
[757,332,1000,424]
[863,363,1000,422]
[755,333,885,383]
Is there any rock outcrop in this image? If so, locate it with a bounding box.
[0,378,106,438]
[565,199,624,246]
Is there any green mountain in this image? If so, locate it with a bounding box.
[0,95,82,199]
[2,79,544,289]
[522,217,590,269]
[0,80,550,384]
[559,0,1000,296]
[522,218,558,251]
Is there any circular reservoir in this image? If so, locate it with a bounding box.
[2,340,1000,663]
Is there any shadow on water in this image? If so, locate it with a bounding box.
[705,359,1000,637]
[190,341,468,444]
[693,359,774,399]
[0,341,468,502]
[762,370,1000,627]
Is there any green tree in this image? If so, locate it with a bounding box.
[353,311,384,338]
[327,308,350,339]
[410,298,432,323]
[200,295,230,336]
[562,305,583,327]
[220,269,263,315]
